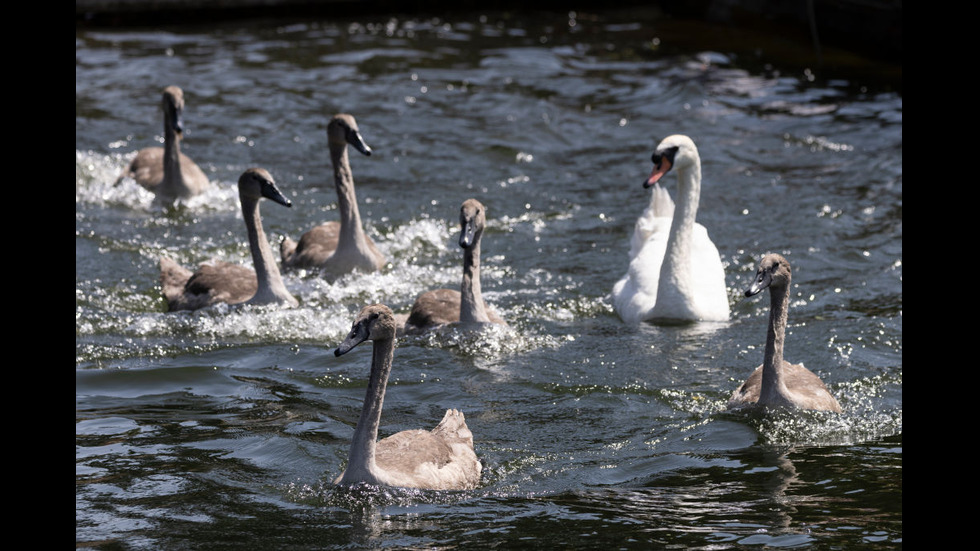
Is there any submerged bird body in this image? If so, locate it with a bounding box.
[334,304,482,490]
[612,134,729,324]
[116,85,210,202]
[160,168,298,312]
[281,113,386,277]
[400,199,506,335]
[727,254,842,413]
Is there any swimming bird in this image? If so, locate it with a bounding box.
[280,113,386,277]
[727,253,842,412]
[159,168,298,311]
[399,198,507,335]
[115,85,210,202]
[612,134,729,324]
[334,303,483,490]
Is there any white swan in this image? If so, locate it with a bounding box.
[728,254,842,412]
[612,134,729,324]
[280,113,387,278]
[398,198,507,335]
[115,85,210,202]
[159,168,299,311]
[334,304,483,490]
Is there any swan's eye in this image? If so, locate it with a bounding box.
[651,153,660,164]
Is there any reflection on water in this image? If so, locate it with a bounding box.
[77,7,900,549]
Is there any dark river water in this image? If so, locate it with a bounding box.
[76,6,902,549]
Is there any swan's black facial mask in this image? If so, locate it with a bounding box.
[644,146,679,188]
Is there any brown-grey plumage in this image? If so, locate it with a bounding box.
[115,85,210,202]
[334,304,482,490]
[727,254,842,413]
[399,199,507,335]
[280,113,386,277]
[160,168,298,312]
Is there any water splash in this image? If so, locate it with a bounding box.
[76,149,239,213]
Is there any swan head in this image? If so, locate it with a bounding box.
[328,113,373,156]
[238,167,292,208]
[458,198,486,249]
[335,304,396,356]
[162,85,186,137]
[746,253,791,297]
[644,134,699,188]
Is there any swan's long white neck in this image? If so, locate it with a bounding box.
[331,144,371,254]
[459,235,491,323]
[658,157,701,298]
[759,281,792,405]
[242,195,294,305]
[344,336,395,483]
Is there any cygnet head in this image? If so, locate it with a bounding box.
[238,167,292,207]
[162,85,186,136]
[328,113,373,156]
[458,198,486,249]
[746,253,791,297]
[335,304,396,356]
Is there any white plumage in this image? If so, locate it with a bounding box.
[612,134,729,324]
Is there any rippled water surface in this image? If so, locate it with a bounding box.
[76,7,902,549]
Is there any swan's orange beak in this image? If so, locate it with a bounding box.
[643,156,672,188]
